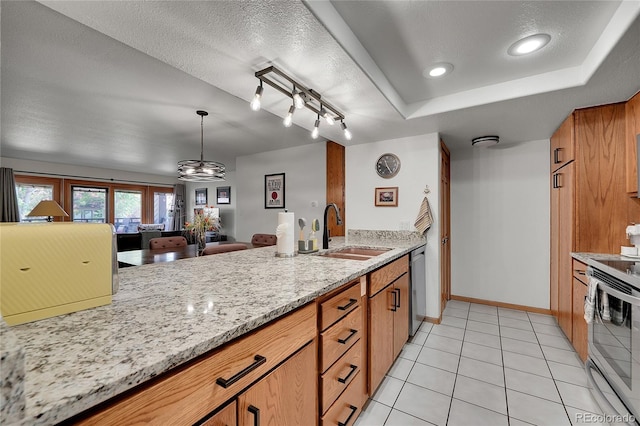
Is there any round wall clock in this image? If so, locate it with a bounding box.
[376,153,401,178]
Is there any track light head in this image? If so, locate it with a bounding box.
[311,115,320,139]
[292,88,305,109]
[250,84,263,111]
[341,121,352,141]
[320,106,335,125]
[283,105,295,127]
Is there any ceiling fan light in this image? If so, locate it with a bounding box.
[508,33,551,56]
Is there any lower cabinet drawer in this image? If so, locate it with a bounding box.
[321,338,362,414]
[75,303,316,425]
[321,371,363,426]
[321,306,362,372]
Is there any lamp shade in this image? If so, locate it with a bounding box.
[26,200,69,221]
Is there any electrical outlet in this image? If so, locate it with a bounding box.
[311,200,318,207]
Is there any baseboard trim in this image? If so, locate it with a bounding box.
[450,295,552,315]
[424,315,441,325]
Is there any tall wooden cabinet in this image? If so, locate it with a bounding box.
[626,91,640,194]
[550,101,640,353]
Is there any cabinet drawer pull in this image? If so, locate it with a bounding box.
[338,405,358,426]
[554,148,562,164]
[394,288,401,308]
[338,329,358,344]
[338,298,358,311]
[391,289,397,312]
[338,364,358,384]
[216,355,266,388]
[575,270,586,276]
[248,405,260,426]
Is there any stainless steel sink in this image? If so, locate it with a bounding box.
[318,246,391,261]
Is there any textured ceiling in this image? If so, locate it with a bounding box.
[1,1,639,177]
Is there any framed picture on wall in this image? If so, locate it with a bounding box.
[265,173,285,209]
[195,188,207,206]
[216,186,230,204]
[375,187,398,207]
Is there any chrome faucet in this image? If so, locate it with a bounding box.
[323,203,343,249]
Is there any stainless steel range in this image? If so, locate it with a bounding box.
[586,259,639,425]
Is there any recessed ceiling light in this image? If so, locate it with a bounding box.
[508,33,551,56]
[423,62,453,78]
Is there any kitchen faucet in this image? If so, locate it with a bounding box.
[323,203,343,249]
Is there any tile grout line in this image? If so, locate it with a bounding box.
[496,309,512,426]
[444,304,469,426]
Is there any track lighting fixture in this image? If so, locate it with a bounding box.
[341,121,352,141]
[178,110,225,181]
[292,88,305,109]
[283,105,295,127]
[311,115,320,139]
[250,82,263,111]
[250,66,352,141]
[320,106,335,126]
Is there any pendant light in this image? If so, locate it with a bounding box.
[178,110,225,181]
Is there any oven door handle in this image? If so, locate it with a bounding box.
[584,359,635,425]
[598,282,640,306]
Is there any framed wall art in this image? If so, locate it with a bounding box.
[195,188,207,206]
[265,173,285,209]
[375,187,398,207]
[216,186,231,204]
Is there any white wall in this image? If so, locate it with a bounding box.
[0,157,177,187]
[185,170,237,240]
[346,133,442,319]
[450,140,550,309]
[235,143,326,243]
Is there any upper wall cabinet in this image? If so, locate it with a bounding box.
[551,113,575,172]
[626,91,640,194]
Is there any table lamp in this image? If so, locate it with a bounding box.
[26,200,69,222]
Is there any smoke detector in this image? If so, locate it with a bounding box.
[472,136,499,147]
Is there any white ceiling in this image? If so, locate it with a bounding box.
[1,1,639,177]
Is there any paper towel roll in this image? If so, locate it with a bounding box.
[276,212,295,256]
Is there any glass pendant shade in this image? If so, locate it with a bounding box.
[178,111,226,181]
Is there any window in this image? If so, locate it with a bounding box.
[154,191,174,229]
[16,182,54,222]
[114,190,142,233]
[72,186,107,223]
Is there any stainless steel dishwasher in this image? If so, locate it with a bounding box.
[410,245,426,336]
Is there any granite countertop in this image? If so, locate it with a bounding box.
[1,230,426,425]
[572,252,640,288]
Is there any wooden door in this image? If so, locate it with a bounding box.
[238,341,317,426]
[201,401,236,426]
[440,141,451,313]
[368,287,394,394]
[557,162,575,340]
[393,274,410,359]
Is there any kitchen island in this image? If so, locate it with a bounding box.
[0,230,425,425]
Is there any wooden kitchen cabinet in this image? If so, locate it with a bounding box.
[368,256,409,394]
[572,259,589,362]
[238,341,317,426]
[550,112,575,171]
[626,90,640,194]
[550,102,639,357]
[317,279,367,422]
[201,401,236,426]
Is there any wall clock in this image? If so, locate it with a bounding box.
[376,153,401,178]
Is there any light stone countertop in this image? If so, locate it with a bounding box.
[1,231,426,425]
[572,252,640,289]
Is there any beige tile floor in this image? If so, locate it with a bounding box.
[354,300,607,426]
